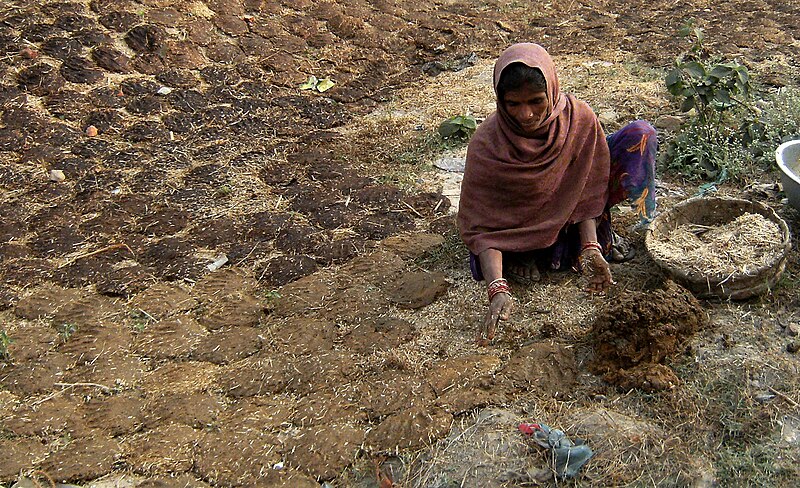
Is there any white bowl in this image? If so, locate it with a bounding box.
[776,139,800,211]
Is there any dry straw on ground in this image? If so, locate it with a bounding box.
[648,212,784,277]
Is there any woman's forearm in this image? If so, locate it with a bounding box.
[578,218,598,245]
[478,248,503,283]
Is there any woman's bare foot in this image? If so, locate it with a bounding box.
[506,259,541,285]
[580,248,614,292]
[609,231,636,262]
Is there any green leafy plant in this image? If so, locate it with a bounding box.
[214,184,233,197]
[264,290,281,301]
[57,323,77,342]
[666,20,754,125]
[0,330,12,361]
[130,309,156,333]
[664,20,758,181]
[666,60,752,127]
[437,114,477,141]
[665,21,800,185]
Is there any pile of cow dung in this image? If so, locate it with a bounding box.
[589,281,709,392]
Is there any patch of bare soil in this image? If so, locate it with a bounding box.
[0,0,798,487]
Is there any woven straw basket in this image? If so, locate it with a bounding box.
[644,196,791,300]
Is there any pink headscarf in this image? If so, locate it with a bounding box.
[457,43,610,255]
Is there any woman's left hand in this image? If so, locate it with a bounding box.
[580,248,614,293]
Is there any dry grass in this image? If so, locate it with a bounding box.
[648,213,785,276]
[604,303,800,487]
[404,408,535,487]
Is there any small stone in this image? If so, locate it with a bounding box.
[206,254,229,272]
[597,109,618,126]
[433,156,466,173]
[48,169,65,182]
[85,125,98,137]
[786,322,800,337]
[19,46,39,59]
[655,115,683,132]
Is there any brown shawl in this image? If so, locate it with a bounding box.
[457,43,610,255]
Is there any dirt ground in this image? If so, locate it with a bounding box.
[0,0,799,487]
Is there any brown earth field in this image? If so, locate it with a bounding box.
[1,0,800,487]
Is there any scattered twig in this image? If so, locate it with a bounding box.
[686,223,714,235]
[235,241,261,266]
[59,243,133,268]
[718,270,737,285]
[137,308,157,322]
[768,386,800,407]
[31,382,113,406]
[402,201,424,218]
[54,382,113,393]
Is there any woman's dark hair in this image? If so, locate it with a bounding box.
[497,63,547,101]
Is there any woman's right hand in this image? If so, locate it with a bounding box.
[478,291,513,346]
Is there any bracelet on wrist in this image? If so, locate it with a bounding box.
[487,278,511,302]
[489,288,511,302]
[581,241,603,254]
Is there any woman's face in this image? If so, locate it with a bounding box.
[502,84,548,133]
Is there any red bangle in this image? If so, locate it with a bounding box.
[489,287,511,302]
[581,241,603,254]
[487,278,511,302]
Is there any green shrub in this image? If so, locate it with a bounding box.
[664,20,755,181]
[747,87,800,159]
[58,323,77,342]
[663,20,800,182]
